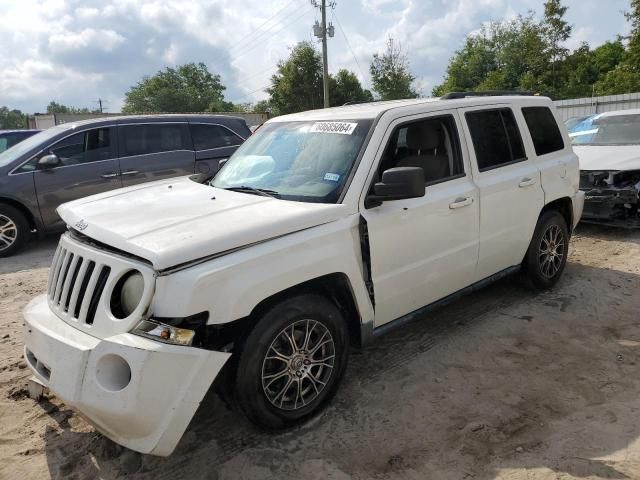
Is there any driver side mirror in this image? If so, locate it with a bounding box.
[365,167,425,208]
[38,153,60,169]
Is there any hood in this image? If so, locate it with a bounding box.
[58,177,348,270]
[574,145,640,171]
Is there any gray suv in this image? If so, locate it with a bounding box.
[0,114,250,256]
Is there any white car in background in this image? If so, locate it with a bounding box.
[570,109,640,227]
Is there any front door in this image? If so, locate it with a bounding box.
[361,111,480,327]
[460,106,544,281]
[189,123,245,176]
[34,127,122,231]
[118,123,195,187]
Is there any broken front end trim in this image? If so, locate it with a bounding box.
[580,170,640,228]
[23,294,231,456]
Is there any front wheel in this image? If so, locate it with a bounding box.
[523,210,569,289]
[235,294,349,429]
[0,205,29,258]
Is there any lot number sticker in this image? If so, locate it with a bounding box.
[310,122,358,135]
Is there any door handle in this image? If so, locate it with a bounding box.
[519,177,537,188]
[449,197,474,209]
[121,170,139,176]
[101,173,119,179]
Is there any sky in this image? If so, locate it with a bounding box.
[0,0,631,113]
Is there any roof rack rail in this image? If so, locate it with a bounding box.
[441,91,535,100]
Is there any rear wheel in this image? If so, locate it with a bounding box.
[523,210,569,289]
[0,205,29,258]
[235,294,349,429]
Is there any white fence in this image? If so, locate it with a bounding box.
[554,92,640,121]
[29,111,269,129]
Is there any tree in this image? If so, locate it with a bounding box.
[432,15,548,96]
[370,37,418,100]
[329,69,373,106]
[594,2,640,95]
[542,0,572,93]
[267,42,324,115]
[46,101,98,115]
[0,107,26,129]
[123,62,232,113]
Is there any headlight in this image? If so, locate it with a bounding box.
[111,270,145,319]
[132,319,195,346]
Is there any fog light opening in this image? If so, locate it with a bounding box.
[95,354,131,392]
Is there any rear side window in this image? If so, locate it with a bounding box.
[522,107,564,155]
[466,108,526,171]
[120,123,190,157]
[190,124,243,150]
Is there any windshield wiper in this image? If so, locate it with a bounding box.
[222,186,281,198]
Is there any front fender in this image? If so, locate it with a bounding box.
[151,215,374,329]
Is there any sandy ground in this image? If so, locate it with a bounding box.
[1,225,640,480]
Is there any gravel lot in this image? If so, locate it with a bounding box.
[1,225,639,480]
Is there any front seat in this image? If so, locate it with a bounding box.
[397,122,450,183]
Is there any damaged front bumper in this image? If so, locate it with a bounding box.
[580,170,640,228]
[23,294,231,456]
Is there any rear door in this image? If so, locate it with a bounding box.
[118,122,195,187]
[189,122,245,175]
[460,105,544,281]
[33,127,122,230]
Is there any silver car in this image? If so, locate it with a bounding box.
[0,115,250,256]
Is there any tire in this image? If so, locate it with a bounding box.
[0,204,29,258]
[523,210,569,289]
[235,293,349,429]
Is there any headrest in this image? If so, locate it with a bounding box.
[406,122,441,150]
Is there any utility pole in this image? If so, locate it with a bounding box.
[98,98,103,113]
[312,1,335,108]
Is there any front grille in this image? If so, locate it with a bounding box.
[46,233,155,338]
[48,246,112,325]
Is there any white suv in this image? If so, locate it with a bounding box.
[23,94,584,456]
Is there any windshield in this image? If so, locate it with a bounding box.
[211,119,373,203]
[0,125,68,169]
[569,113,640,145]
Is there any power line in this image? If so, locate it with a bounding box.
[231,84,272,103]
[229,2,310,56]
[332,10,370,91]
[230,0,298,53]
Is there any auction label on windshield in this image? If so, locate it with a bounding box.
[310,122,358,135]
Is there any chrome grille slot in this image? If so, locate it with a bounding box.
[46,233,155,338]
[86,266,111,325]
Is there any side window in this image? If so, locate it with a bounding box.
[522,107,564,156]
[120,123,190,157]
[466,108,526,171]
[46,128,115,167]
[377,115,464,184]
[190,124,243,150]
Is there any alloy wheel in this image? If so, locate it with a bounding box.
[0,215,17,252]
[538,224,565,279]
[261,319,336,411]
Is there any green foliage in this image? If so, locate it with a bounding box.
[46,101,98,114]
[433,15,548,96]
[267,42,372,114]
[330,69,373,106]
[370,37,418,100]
[267,42,324,115]
[433,1,638,100]
[0,107,26,129]
[123,62,234,113]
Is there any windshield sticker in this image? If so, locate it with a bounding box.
[324,172,341,182]
[310,122,358,135]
